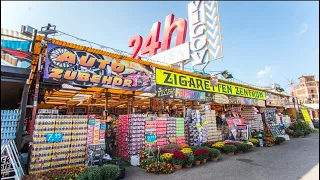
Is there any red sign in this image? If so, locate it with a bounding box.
[128,14,187,59]
[226,118,245,128]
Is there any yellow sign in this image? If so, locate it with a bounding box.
[301,109,311,122]
[156,69,266,100]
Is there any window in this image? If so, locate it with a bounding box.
[311,90,314,94]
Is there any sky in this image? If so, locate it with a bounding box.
[1,1,319,93]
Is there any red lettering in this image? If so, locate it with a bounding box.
[140,22,161,56]
[161,14,187,52]
[128,35,143,59]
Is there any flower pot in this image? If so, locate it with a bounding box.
[227,152,234,156]
[184,164,193,168]
[202,159,207,163]
[194,161,201,166]
[211,157,218,162]
[174,165,182,170]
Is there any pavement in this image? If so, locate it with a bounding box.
[124,132,319,180]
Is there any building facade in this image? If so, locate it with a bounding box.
[291,75,319,104]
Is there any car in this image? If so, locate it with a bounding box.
[312,120,319,128]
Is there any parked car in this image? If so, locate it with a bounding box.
[312,120,319,128]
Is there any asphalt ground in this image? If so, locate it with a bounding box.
[124,132,319,180]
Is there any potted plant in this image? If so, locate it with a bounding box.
[264,137,276,146]
[275,137,286,145]
[172,150,187,170]
[200,149,210,163]
[184,153,194,168]
[193,149,203,166]
[209,148,220,162]
[223,145,237,156]
[212,142,225,152]
[248,138,259,147]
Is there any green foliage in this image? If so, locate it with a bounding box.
[222,145,237,153]
[235,143,249,152]
[208,148,221,158]
[87,167,102,180]
[165,144,182,150]
[140,158,156,169]
[184,153,195,165]
[189,146,198,152]
[275,137,286,145]
[100,164,121,180]
[76,165,120,180]
[293,130,304,137]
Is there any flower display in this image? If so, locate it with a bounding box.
[146,162,174,174]
[264,137,276,143]
[172,150,187,166]
[181,148,193,154]
[212,142,225,149]
[224,140,235,145]
[179,143,189,148]
[193,149,210,161]
[160,153,174,163]
[248,138,259,145]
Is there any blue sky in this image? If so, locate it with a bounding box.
[1,1,319,93]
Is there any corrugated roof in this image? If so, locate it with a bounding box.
[1,28,32,41]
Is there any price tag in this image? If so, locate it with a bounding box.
[46,132,63,143]
[145,134,156,143]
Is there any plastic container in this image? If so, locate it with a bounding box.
[130,155,140,166]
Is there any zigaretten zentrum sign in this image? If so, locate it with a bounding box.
[127,0,224,66]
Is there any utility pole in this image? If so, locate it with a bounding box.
[26,23,57,173]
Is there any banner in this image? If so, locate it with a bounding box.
[301,109,311,122]
[43,44,156,93]
[266,93,283,107]
[156,85,213,101]
[156,69,266,100]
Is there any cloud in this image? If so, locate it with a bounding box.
[257,66,272,78]
[297,23,308,36]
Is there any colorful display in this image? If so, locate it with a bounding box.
[156,69,266,100]
[43,44,156,93]
[156,85,213,101]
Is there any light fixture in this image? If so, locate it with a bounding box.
[46,97,71,100]
[45,102,67,105]
[62,84,82,90]
[59,90,78,93]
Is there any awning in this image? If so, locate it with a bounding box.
[302,104,319,110]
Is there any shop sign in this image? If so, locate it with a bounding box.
[150,42,190,65]
[252,99,266,107]
[156,85,212,101]
[213,94,229,104]
[210,74,218,86]
[301,109,311,122]
[1,156,13,178]
[266,93,283,107]
[127,0,223,66]
[156,69,266,100]
[43,44,156,93]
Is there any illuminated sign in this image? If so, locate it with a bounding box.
[43,44,156,93]
[156,68,266,100]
